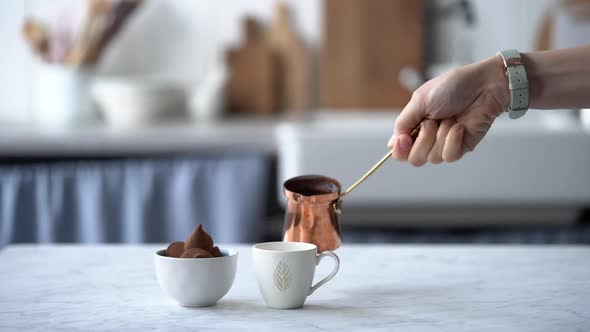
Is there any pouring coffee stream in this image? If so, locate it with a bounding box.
[283,123,423,252]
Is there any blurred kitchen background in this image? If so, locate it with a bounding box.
[0,0,589,246]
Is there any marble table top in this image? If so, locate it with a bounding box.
[1,245,589,331]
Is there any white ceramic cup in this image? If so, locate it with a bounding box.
[253,242,340,309]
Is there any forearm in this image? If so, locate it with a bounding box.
[522,45,590,109]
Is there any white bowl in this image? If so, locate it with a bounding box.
[92,77,188,129]
[154,248,238,306]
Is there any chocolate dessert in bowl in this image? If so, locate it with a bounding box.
[154,224,237,307]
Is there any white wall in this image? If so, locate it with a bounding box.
[0,1,33,124]
[469,0,555,60]
[0,0,556,125]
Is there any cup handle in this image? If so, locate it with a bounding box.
[309,251,340,295]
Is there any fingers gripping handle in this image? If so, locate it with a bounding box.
[408,122,423,141]
[309,251,340,295]
[340,122,424,200]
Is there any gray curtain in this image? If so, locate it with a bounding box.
[0,156,269,246]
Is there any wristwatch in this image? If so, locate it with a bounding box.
[496,49,529,119]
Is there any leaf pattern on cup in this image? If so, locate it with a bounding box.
[273,260,292,292]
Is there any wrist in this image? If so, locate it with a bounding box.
[478,55,511,115]
[519,52,539,109]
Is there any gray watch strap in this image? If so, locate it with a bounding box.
[497,49,529,119]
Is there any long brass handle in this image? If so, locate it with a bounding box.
[340,124,423,199]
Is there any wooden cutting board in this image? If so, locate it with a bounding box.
[321,0,425,109]
[266,3,311,113]
[225,17,277,115]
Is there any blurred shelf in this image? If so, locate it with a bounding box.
[0,110,586,158]
[0,118,280,158]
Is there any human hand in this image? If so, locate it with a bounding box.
[388,56,510,166]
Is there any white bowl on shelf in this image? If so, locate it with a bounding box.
[92,76,188,129]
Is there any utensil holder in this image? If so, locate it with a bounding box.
[35,64,96,130]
